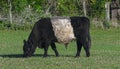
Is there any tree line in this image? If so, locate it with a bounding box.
[0,0,112,30]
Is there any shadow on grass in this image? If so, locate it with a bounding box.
[0,54,43,58]
[0,54,74,58]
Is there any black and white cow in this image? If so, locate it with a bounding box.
[23,16,91,57]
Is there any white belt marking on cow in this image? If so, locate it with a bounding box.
[51,17,76,45]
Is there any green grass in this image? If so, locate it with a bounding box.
[0,29,120,69]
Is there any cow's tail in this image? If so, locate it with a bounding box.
[87,32,91,48]
[87,18,91,48]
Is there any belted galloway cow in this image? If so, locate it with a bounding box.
[23,16,91,57]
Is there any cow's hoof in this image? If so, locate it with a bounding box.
[56,54,60,57]
[75,55,80,58]
[56,55,60,57]
[86,55,90,57]
[86,53,90,57]
[75,54,80,57]
[23,55,31,58]
[23,54,29,58]
[43,55,48,57]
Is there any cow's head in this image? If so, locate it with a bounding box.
[23,40,34,57]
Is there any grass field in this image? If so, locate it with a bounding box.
[0,29,120,69]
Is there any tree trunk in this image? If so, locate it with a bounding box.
[8,0,12,24]
[83,1,87,16]
[105,2,110,21]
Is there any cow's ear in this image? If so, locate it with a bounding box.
[23,39,26,43]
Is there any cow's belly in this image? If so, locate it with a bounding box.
[51,17,76,45]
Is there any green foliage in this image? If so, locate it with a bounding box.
[0,21,33,30]
[0,0,8,15]
[0,21,10,30]
[12,0,28,13]
[103,20,110,28]
[0,21,5,30]
[56,0,80,16]
[0,0,119,30]
[89,0,106,18]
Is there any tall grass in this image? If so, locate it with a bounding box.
[0,29,120,69]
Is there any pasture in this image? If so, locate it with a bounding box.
[0,29,120,69]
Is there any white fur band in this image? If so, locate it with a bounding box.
[51,17,76,45]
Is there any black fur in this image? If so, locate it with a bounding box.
[23,16,91,57]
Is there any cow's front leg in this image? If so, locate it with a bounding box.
[43,46,49,57]
[51,43,59,57]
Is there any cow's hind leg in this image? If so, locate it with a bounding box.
[43,42,49,57]
[75,39,82,57]
[51,43,59,57]
[82,36,90,57]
